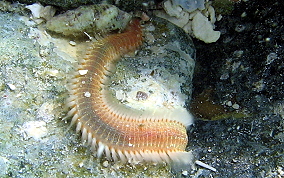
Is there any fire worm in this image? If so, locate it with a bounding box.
[66,18,216,173]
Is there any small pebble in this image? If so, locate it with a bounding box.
[226,101,232,106]
[7,83,16,90]
[235,24,246,32]
[241,12,247,18]
[136,91,148,101]
[232,158,238,163]
[69,41,76,46]
[182,170,188,176]
[103,161,109,167]
[79,162,84,167]
[46,69,59,77]
[208,148,212,153]
[266,52,277,65]
[232,103,240,109]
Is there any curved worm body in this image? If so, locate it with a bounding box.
[67,18,193,166]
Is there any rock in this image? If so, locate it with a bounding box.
[8,0,101,9]
[46,4,131,37]
[155,0,221,43]
[191,11,221,43]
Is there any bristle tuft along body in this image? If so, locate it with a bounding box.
[67,18,193,168]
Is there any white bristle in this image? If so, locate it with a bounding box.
[105,146,111,159]
[97,142,105,158]
[70,114,79,126]
[87,132,92,145]
[195,160,217,172]
[81,128,88,142]
[111,148,118,162]
[76,122,82,133]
